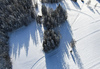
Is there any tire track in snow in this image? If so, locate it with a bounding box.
[76,29,100,42]
[61,0,94,26]
[85,56,100,68]
[73,19,100,31]
[31,1,89,69]
[31,47,69,69]
[31,49,60,69]
[88,62,100,69]
[71,2,85,26]
[38,0,94,21]
[71,2,99,26]
[31,56,45,69]
[67,8,94,20]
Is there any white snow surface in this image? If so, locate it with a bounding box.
[9,0,100,69]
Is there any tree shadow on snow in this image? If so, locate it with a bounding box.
[71,47,84,69]
[45,49,68,69]
[95,9,100,15]
[70,52,76,64]
[43,3,59,10]
[97,0,100,3]
[60,0,71,10]
[9,21,44,59]
[45,21,72,69]
[71,1,81,10]
[87,6,95,14]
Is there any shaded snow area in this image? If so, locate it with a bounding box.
[9,0,100,69]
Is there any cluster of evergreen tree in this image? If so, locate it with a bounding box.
[0,0,36,68]
[41,0,62,3]
[37,4,67,29]
[0,0,35,32]
[36,4,67,52]
[43,29,60,52]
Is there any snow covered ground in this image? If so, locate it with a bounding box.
[9,0,100,69]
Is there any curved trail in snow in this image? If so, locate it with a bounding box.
[30,2,89,69]
[76,29,100,42]
[9,0,100,69]
[88,62,100,69]
[31,48,60,69]
[31,46,68,69]
[73,19,100,31]
[65,1,85,26]
[36,1,94,20]
[68,8,94,19]
[70,4,95,26]
[31,56,45,69]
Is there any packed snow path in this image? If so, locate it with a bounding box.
[9,0,100,69]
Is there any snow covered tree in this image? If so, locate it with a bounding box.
[43,29,60,52]
[72,0,77,2]
[41,0,62,3]
[42,5,47,16]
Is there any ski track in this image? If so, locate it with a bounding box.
[61,0,95,26]
[85,57,100,68]
[88,62,100,69]
[31,37,71,69]
[9,0,100,69]
[71,2,84,26]
[31,48,60,69]
[71,4,95,26]
[73,19,100,31]
[31,56,45,69]
[76,29,100,42]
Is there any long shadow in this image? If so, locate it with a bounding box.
[43,3,59,10]
[45,49,67,69]
[97,0,100,3]
[71,1,81,10]
[95,9,100,15]
[60,22,83,69]
[87,6,95,13]
[70,52,76,64]
[60,0,71,10]
[72,47,84,69]
[9,21,43,59]
[45,21,72,69]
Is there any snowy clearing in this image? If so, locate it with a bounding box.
[9,0,100,69]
